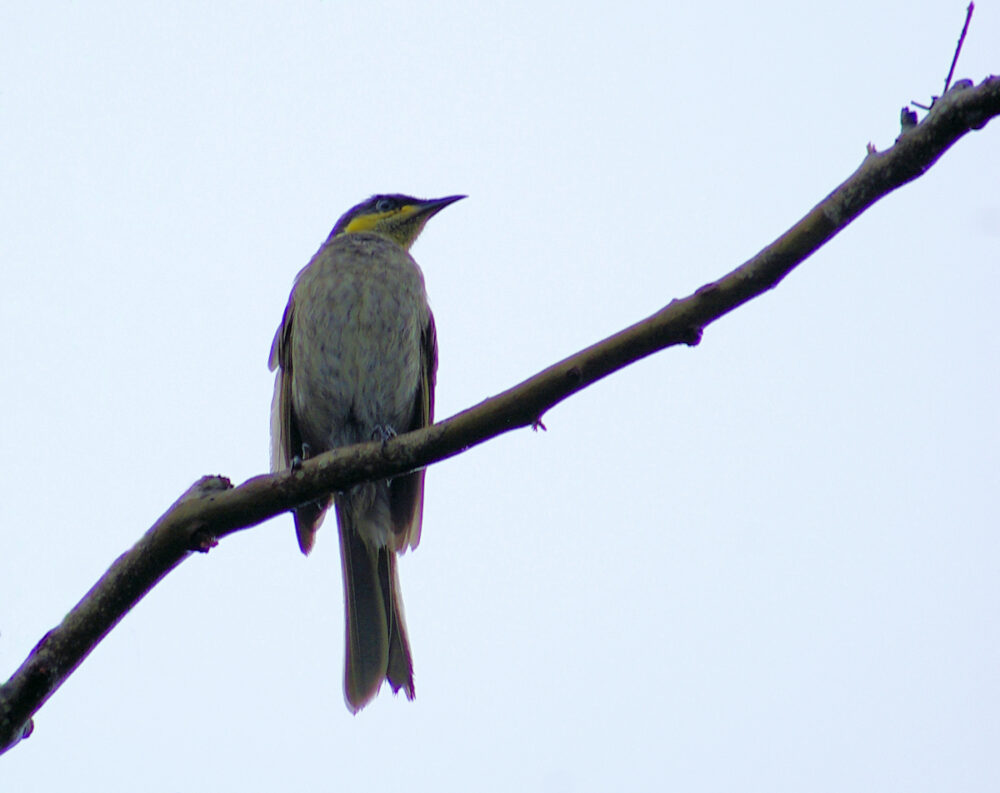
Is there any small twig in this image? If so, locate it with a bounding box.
[943,2,975,95]
[909,3,975,114]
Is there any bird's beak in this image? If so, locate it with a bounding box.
[412,194,466,220]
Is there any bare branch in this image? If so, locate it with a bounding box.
[2,75,998,755]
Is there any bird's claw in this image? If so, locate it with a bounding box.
[372,424,397,443]
[291,442,313,471]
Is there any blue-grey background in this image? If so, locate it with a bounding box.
[2,2,998,791]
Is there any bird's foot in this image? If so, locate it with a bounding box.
[372,424,398,452]
[291,442,313,471]
[372,424,397,443]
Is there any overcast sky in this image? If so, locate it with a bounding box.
[2,2,998,791]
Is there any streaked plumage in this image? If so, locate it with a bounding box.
[269,194,462,711]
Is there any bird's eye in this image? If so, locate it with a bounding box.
[375,198,395,212]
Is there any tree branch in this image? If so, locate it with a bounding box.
[2,75,998,755]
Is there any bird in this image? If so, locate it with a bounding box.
[268,193,464,712]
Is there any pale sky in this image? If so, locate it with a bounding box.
[2,2,998,791]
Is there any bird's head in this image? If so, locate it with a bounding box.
[329,194,465,250]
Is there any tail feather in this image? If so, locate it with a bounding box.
[384,552,415,698]
[337,496,415,712]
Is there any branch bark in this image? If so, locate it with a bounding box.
[2,75,998,755]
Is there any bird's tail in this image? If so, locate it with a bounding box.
[336,489,415,713]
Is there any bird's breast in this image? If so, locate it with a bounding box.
[289,235,430,452]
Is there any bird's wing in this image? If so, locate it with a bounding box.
[268,298,300,472]
[420,310,439,426]
[387,310,438,551]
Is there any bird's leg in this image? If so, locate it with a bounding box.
[291,442,312,471]
[371,425,397,446]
